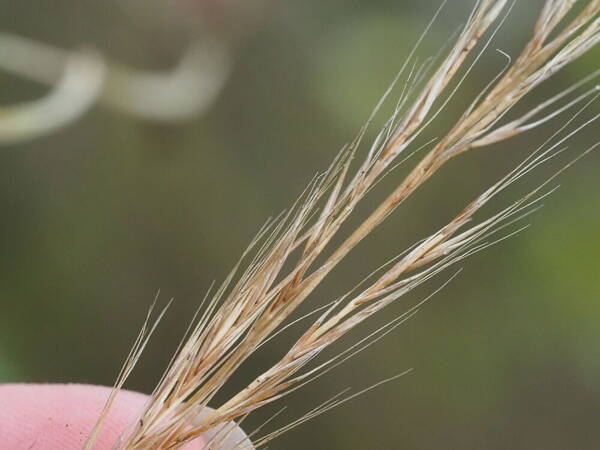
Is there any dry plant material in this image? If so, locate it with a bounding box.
[0,34,230,143]
[85,1,600,448]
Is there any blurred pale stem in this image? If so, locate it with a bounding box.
[0,33,231,143]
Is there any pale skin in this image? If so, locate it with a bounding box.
[0,384,208,449]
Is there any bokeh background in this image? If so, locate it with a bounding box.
[1,1,599,449]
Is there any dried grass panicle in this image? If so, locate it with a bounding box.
[85,1,600,449]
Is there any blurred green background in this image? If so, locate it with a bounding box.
[1,1,599,449]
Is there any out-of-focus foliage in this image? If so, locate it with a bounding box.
[1,1,598,449]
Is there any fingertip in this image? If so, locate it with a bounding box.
[0,383,148,449]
